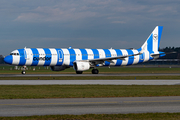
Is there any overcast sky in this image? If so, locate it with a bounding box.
[0,0,180,55]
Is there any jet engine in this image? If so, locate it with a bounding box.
[50,66,67,71]
[73,61,90,71]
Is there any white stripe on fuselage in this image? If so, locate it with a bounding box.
[49,48,57,66]
[74,49,81,60]
[86,49,94,60]
[25,48,33,66]
[62,49,70,66]
[109,49,117,66]
[37,48,45,66]
[12,50,20,65]
[132,50,140,64]
[98,49,105,59]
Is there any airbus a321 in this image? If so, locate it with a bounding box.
[4,26,166,74]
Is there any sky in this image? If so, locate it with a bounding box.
[0,0,180,56]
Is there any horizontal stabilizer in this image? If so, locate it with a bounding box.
[150,51,176,57]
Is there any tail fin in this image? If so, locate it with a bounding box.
[138,26,163,53]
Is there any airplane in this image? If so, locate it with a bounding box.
[4,26,166,74]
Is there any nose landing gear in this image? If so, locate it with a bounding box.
[21,66,26,75]
[22,70,26,75]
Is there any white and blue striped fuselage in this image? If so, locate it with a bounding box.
[7,48,162,67]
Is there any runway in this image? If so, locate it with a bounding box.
[0,73,180,77]
[1,80,180,85]
[1,73,180,117]
[1,96,180,116]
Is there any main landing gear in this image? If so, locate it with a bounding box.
[76,69,99,74]
[92,69,99,74]
[76,71,83,74]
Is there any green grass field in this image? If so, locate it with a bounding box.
[1,85,180,99]
[1,66,180,74]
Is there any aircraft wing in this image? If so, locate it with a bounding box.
[77,52,142,64]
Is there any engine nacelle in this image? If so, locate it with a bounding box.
[73,62,90,71]
[50,66,67,71]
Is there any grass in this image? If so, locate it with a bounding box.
[1,85,180,99]
[1,75,180,80]
[1,113,180,120]
[1,66,180,74]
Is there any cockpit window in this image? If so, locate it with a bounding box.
[10,53,19,56]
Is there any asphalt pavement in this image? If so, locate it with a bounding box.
[1,96,180,116]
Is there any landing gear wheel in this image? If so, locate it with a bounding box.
[92,69,99,74]
[76,71,83,74]
[22,71,26,75]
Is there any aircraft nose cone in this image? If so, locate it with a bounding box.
[4,55,13,64]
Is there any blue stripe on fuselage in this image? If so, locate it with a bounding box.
[31,48,39,66]
[80,49,88,60]
[126,49,134,66]
[68,49,76,66]
[103,49,111,66]
[115,49,123,66]
[18,49,26,66]
[43,48,51,66]
[92,49,99,59]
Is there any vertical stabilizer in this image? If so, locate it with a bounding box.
[138,26,163,53]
